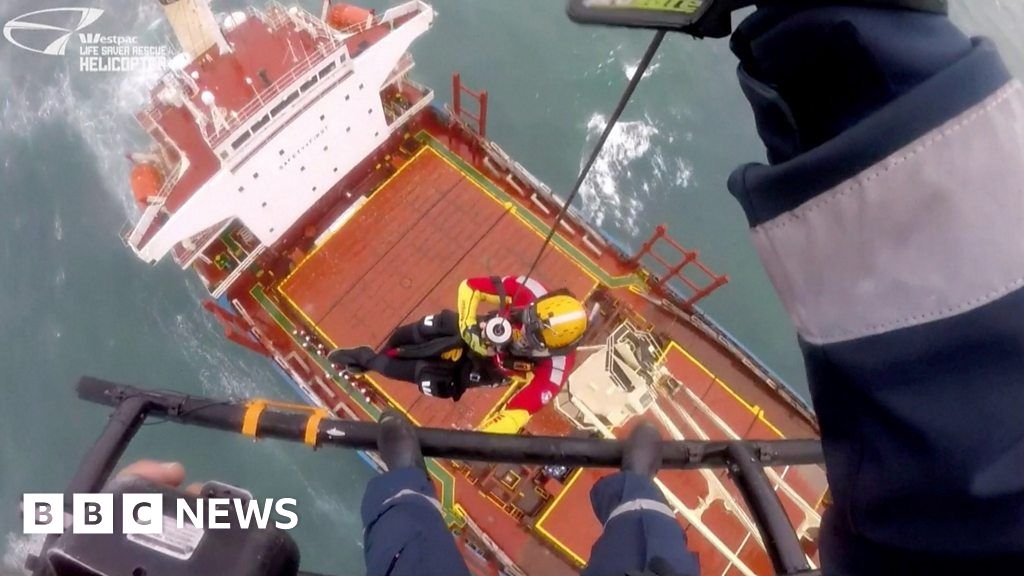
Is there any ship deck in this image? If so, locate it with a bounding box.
[265,131,826,574]
[279,145,599,428]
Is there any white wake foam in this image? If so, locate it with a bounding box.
[0,2,168,217]
[578,112,659,237]
[2,533,42,575]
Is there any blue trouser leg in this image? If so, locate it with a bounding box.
[582,472,699,576]
[361,467,470,576]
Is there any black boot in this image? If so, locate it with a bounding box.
[327,346,376,374]
[377,410,427,474]
[622,422,662,479]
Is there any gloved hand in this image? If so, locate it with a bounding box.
[478,409,530,435]
[416,364,465,401]
[418,378,465,400]
[730,3,970,164]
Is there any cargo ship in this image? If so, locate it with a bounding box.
[121,1,827,573]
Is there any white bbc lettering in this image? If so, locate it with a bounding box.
[24,494,301,534]
[72,493,113,534]
[207,498,231,529]
[177,498,204,529]
[122,493,163,535]
[23,494,63,535]
[232,498,273,530]
[275,499,298,530]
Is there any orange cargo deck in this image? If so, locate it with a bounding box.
[280,145,598,429]
[274,136,826,573]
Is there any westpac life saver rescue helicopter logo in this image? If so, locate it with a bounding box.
[3,7,104,56]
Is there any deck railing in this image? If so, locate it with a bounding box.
[204,43,340,148]
[170,219,233,269]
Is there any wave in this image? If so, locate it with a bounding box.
[2,533,41,576]
[0,2,168,217]
[578,112,659,237]
[623,56,661,80]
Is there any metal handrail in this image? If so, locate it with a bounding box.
[31,378,823,576]
[205,47,338,147]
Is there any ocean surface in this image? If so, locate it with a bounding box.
[1,1,1021,573]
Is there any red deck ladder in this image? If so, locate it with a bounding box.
[629,225,729,310]
[452,73,488,138]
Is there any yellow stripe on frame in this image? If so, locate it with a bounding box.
[533,468,587,567]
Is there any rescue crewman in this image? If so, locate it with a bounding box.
[729,4,1024,573]
[457,275,586,433]
[327,275,587,434]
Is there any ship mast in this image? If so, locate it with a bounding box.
[159,0,230,58]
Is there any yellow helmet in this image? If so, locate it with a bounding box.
[523,293,588,351]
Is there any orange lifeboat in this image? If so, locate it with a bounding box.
[327,4,373,30]
[130,163,163,208]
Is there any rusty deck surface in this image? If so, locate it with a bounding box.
[280,146,597,429]
[272,136,826,573]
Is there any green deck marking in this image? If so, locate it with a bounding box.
[250,284,465,528]
[221,228,243,257]
[417,131,644,290]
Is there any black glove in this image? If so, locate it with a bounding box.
[415,363,465,401]
[730,3,971,164]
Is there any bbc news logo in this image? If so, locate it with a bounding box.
[23,494,299,534]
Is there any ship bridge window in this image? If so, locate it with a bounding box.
[231,130,252,150]
[271,90,299,117]
[251,114,270,134]
[300,75,318,93]
[318,62,336,79]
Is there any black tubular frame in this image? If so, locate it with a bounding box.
[30,377,826,576]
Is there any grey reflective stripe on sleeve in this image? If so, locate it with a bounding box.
[604,498,676,526]
[381,489,443,514]
[751,80,1024,345]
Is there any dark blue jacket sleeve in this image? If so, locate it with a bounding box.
[727,6,1024,573]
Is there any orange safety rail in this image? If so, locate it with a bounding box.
[630,224,729,309]
[452,73,488,138]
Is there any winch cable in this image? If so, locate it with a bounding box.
[513,30,666,302]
